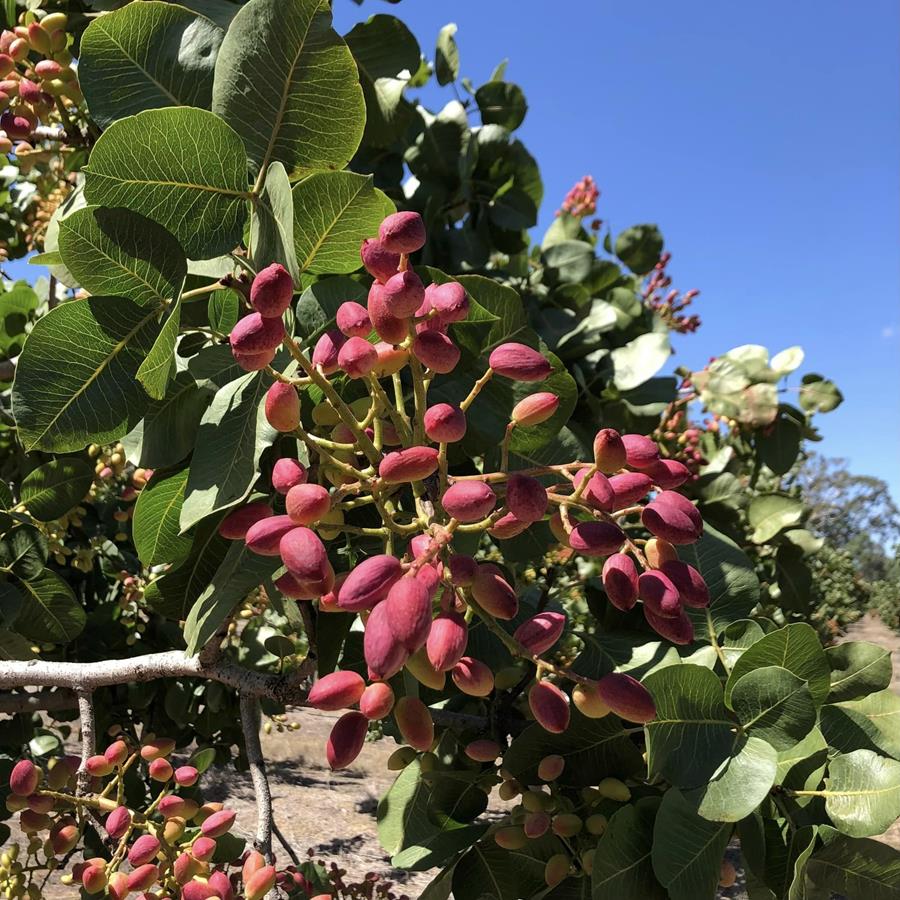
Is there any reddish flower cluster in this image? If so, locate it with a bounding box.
[557,175,600,218]
[642,251,701,333]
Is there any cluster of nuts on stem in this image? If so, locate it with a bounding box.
[218,211,711,772]
[0,12,79,155]
[5,736,327,899]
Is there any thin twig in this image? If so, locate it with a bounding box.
[240,694,274,864]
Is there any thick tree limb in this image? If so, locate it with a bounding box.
[240,694,274,863]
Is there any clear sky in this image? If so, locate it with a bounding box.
[8,1,899,498]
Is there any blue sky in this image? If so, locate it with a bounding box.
[8,1,898,497]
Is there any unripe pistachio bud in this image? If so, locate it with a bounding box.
[0,53,12,77]
[511,392,559,426]
[593,428,627,473]
[311,329,345,374]
[470,563,518,619]
[638,570,681,618]
[514,611,566,655]
[441,481,496,523]
[448,553,477,586]
[286,483,331,526]
[524,810,551,838]
[230,312,284,355]
[544,853,570,888]
[394,696,434,751]
[494,825,527,849]
[489,511,530,540]
[572,681,611,718]
[82,863,107,895]
[641,491,703,544]
[191,836,217,862]
[505,474,548,523]
[9,761,39,797]
[364,600,409,680]
[182,881,219,900]
[719,860,737,888]
[200,808,236,838]
[586,813,608,835]
[644,457,691,489]
[385,576,432,652]
[7,39,27,63]
[20,808,50,831]
[175,765,199,787]
[338,335,378,378]
[272,458,307,494]
[105,805,131,839]
[608,471,652,508]
[368,282,407,344]
[379,211,426,254]
[529,681,570,734]
[645,607,694,644]
[382,269,425,317]
[426,611,468,671]
[360,237,400,283]
[149,757,173,781]
[645,537,678,568]
[552,813,583,837]
[451,656,494,696]
[27,793,53,814]
[246,514,295,555]
[489,343,552,382]
[412,330,460,373]
[218,502,272,540]
[601,553,639,610]
[597,776,631,802]
[428,281,469,323]
[424,402,466,443]
[308,670,365,711]
[537,754,565,781]
[379,446,439,483]
[85,754,113,777]
[359,681,394,720]
[34,59,61,78]
[26,23,51,54]
[620,433,659,469]
[573,467,614,511]
[128,834,161,866]
[335,300,372,337]
[338,554,402,611]
[104,739,128,767]
[568,521,625,557]
[250,263,293,318]
[18,78,42,105]
[264,382,300,432]
[246,865,277,900]
[373,341,407,376]
[660,560,710,608]
[465,739,501,762]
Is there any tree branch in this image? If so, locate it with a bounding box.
[240,694,273,864]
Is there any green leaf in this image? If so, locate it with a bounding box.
[132,468,192,567]
[180,371,277,531]
[435,23,459,86]
[84,107,249,259]
[592,800,666,899]
[377,760,488,871]
[822,749,900,837]
[771,346,805,376]
[0,581,23,627]
[643,664,736,790]
[677,524,760,634]
[804,833,900,900]
[211,0,365,178]
[79,0,224,127]
[615,224,664,275]
[344,15,420,147]
[799,374,843,413]
[58,206,186,306]
[725,623,831,708]
[12,297,162,453]
[136,296,182,399]
[610,332,671,392]
[747,494,805,543]
[730,666,817,751]
[820,690,900,760]
[20,459,93,522]
[0,526,47,580]
[250,161,300,284]
[0,628,36,660]
[541,240,594,285]
[776,727,829,788]
[292,171,394,274]
[475,80,527,131]
[184,541,281,655]
[452,839,557,900]
[826,642,893,702]
[16,570,86,644]
[757,416,802,475]
[651,789,730,900]
[503,706,644,788]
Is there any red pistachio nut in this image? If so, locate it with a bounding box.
[384,576,432,652]
[424,402,467,442]
[568,521,625,557]
[264,381,300,432]
[271,458,307,494]
[360,237,400,283]
[311,328,346,374]
[338,336,378,378]
[451,656,495,696]
[338,554,403,611]
[230,312,285,354]
[412,330,460,373]
[245,514,295,555]
[426,610,468,671]
[359,681,395,720]
[336,300,372,338]
[489,342,552,381]
[308,670,366,711]
[441,480,497,523]
[620,433,660,469]
[470,563,518,619]
[285,483,331,525]
[250,263,293,318]
[593,428,627,473]
[368,282,408,344]
[327,711,369,770]
[529,681,570,734]
[601,553,639,611]
[379,446,439,483]
[394,696,434,751]
[512,392,559,426]
[378,211,426,254]
[514,611,566,655]
[505,473,548,523]
[364,599,409,680]
[382,269,425,318]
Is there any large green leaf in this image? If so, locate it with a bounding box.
[184,541,281,655]
[475,80,527,131]
[133,468,192,567]
[452,838,559,900]
[591,800,666,899]
[615,224,664,275]
[376,759,488,871]
[179,371,277,531]
[821,749,900,837]
[676,524,760,634]
[292,171,393,274]
[803,832,900,900]
[344,15,419,147]
[15,570,86,644]
[0,527,47,580]
[651,789,730,900]
[730,666,817,751]
[610,332,671,392]
[642,665,735,790]
[79,0,224,127]
[20,459,94,522]
[725,623,830,708]
[250,161,300,284]
[747,494,805,543]
[12,297,161,453]
[434,23,459,86]
[211,0,365,177]
[136,296,182,399]
[502,706,644,788]
[820,690,900,760]
[84,107,249,259]
[799,374,843,413]
[826,641,893,702]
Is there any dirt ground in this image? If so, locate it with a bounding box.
[9,613,900,898]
